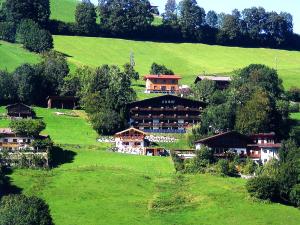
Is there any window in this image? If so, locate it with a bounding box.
[13,139,17,143]
[134,142,141,146]
[123,142,129,146]
[4,139,8,143]
[23,139,26,143]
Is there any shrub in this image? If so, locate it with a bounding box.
[216,159,229,176]
[10,119,46,137]
[23,28,53,52]
[246,176,278,200]
[0,194,53,225]
[290,184,300,207]
[289,102,299,113]
[0,22,16,42]
[241,158,257,175]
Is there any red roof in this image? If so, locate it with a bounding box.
[143,75,182,80]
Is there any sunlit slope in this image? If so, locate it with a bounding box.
[53,35,300,89]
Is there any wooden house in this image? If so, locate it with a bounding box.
[195,131,252,157]
[6,103,35,119]
[144,74,181,93]
[195,131,281,163]
[195,75,231,90]
[47,96,79,109]
[127,95,206,133]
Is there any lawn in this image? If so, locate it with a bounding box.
[53,35,300,92]
[9,145,300,225]
[0,41,40,72]
[0,107,98,145]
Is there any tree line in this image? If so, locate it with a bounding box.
[1,0,299,50]
[49,0,300,50]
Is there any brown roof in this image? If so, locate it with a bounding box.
[144,75,182,80]
[115,127,147,136]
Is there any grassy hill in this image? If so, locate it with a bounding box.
[9,145,300,225]
[53,35,300,91]
[0,41,40,72]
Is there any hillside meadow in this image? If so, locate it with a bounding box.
[53,35,300,90]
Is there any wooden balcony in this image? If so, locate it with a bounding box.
[131,115,200,120]
[131,107,201,112]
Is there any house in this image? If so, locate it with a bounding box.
[115,128,148,155]
[127,95,206,133]
[248,133,281,164]
[114,127,165,156]
[195,75,231,90]
[6,103,35,119]
[144,74,181,93]
[47,96,79,109]
[195,131,252,157]
[194,131,281,164]
[0,128,48,152]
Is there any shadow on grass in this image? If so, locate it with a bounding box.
[49,146,77,168]
[1,167,22,195]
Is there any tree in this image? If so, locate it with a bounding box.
[178,0,205,39]
[4,0,50,26]
[246,176,278,200]
[99,0,153,36]
[206,10,218,28]
[217,14,241,45]
[75,1,97,35]
[39,51,70,97]
[0,22,16,42]
[149,62,174,75]
[10,119,46,137]
[0,194,53,225]
[13,64,42,104]
[17,19,53,52]
[192,79,216,103]
[0,70,17,104]
[81,64,137,135]
[235,90,271,134]
[162,0,178,26]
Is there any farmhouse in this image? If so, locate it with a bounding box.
[144,74,181,93]
[195,75,231,90]
[127,95,206,133]
[114,127,165,156]
[6,103,35,119]
[195,131,252,157]
[248,133,281,163]
[0,128,48,152]
[47,96,79,109]
[194,131,281,163]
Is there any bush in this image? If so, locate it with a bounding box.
[246,176,278,200]
[241,158,257,175]
[10,119,46,137]
[23,28,53,52]
[290,184,300,207]
[216,159,229,176]
[0,194,53,225]
[289,102,299,113]
[0,22,16,42]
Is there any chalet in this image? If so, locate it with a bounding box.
[195,75,231,90]
[194,131,281,164]
[248,133,281,164]
[0,128,48,152]
[127,95,206,133]
[114,127,165,156]
[47,96,79,109]
[144,74,181,93]
[195,131,252,157]
[6,103,35,119]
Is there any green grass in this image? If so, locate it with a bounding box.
[9,146,300,225]
[0,41,40,72]
[0,107,98,145]
[50,0,78,23]
[53,35,300,92]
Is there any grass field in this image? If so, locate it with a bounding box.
[0,41,40,72]
[53,35,300,90]
[9,145,300,225]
